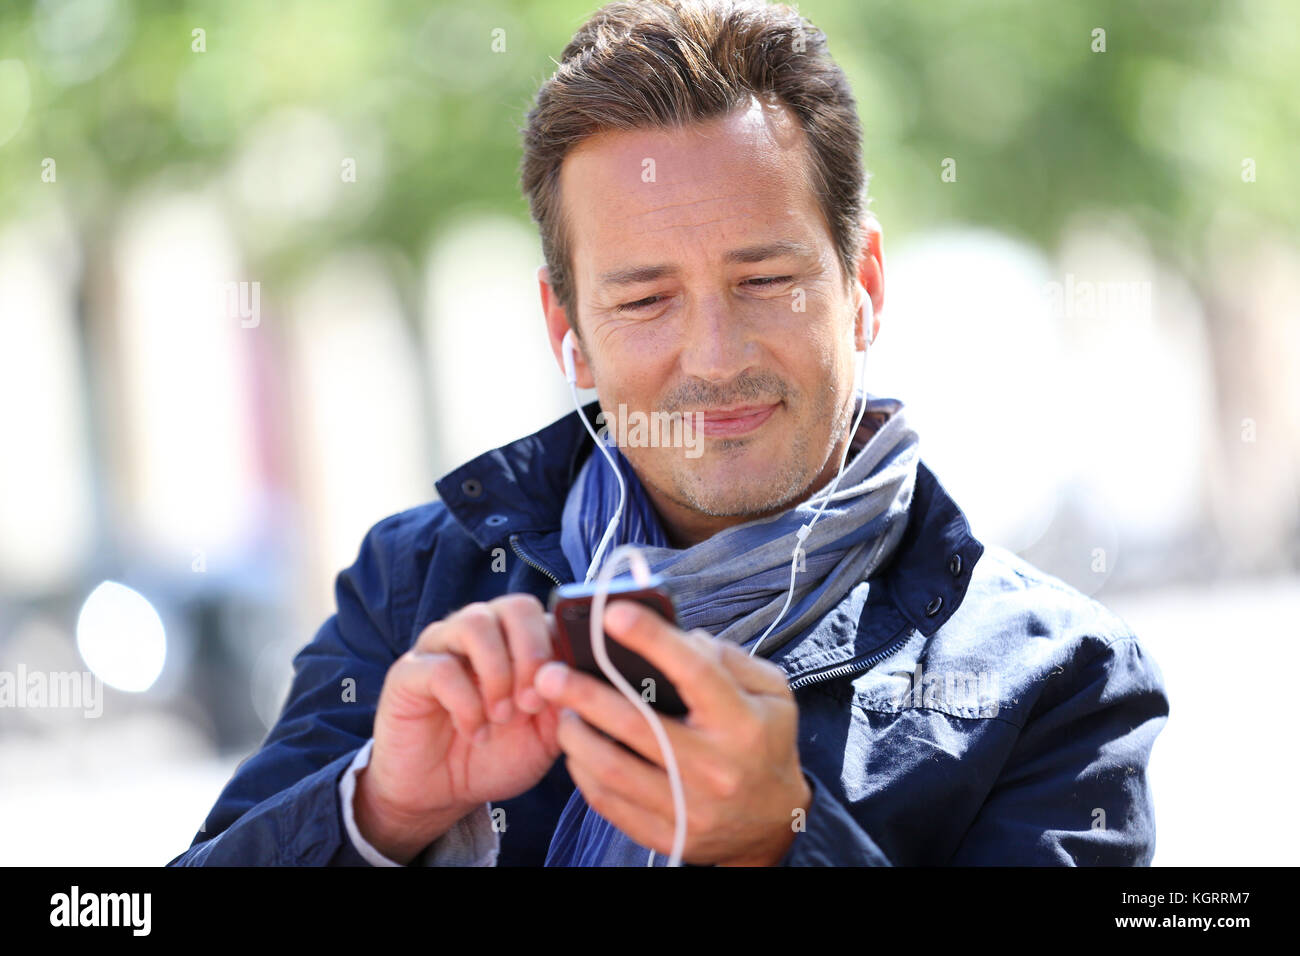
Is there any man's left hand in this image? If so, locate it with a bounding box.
[533,600,811,866]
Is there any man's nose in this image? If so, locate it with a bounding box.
[676,295,756,384]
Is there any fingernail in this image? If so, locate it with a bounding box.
[605,602,637,631]
[519,688,544,713]
[493,699,513,723]
[535,661,566,698]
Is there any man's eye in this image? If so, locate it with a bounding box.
[617,278,791,312]
[618,295,663,313]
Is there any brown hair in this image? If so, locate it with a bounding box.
[519,0,868,333]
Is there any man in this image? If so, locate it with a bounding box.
[170,0,1167,867]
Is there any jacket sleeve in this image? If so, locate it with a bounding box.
[167,511,422,866]
[778,767,893,866]
[947,635,1169,865]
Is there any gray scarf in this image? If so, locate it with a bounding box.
[559,392,920,659]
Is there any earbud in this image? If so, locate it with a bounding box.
[562,329,578,385]
[559,326,625,583]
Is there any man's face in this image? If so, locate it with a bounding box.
[546,94,875,534]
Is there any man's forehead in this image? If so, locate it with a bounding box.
[561,97,808,204]
[559,98,821,279]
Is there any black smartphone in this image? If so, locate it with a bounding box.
[548,575,688,717]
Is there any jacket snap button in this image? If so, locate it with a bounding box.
[924,596,943,617]
[948,553,962,576]
[485,514,508,527]
[461,478,483,498]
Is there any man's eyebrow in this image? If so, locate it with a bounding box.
[596,240,817,288]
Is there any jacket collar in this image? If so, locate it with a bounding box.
[435,401,984,639]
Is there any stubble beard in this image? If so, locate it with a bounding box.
[656,376,853,519]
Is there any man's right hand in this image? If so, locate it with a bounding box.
[353,593,564,863]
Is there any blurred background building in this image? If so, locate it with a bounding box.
[0,0,1296,865]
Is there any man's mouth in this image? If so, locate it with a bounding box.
[696,402,780,438]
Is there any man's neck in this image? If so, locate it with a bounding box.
[640,484,793,549]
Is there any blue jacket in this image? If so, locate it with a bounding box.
[169,402,1168,866]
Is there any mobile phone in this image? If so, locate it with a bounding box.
[548,575,688,717]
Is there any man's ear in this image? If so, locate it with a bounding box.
[538,264,595,389]
[853,214,884,350]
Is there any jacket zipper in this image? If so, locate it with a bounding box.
[787,630,914,691]
[509,534,566,587]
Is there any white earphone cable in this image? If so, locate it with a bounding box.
[746,300,873,659]
[563,330,678,865]
[563,330,627,584]
[588,545,687,868]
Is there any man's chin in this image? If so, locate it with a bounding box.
[671,462,809,519]
[680,488,803,520]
